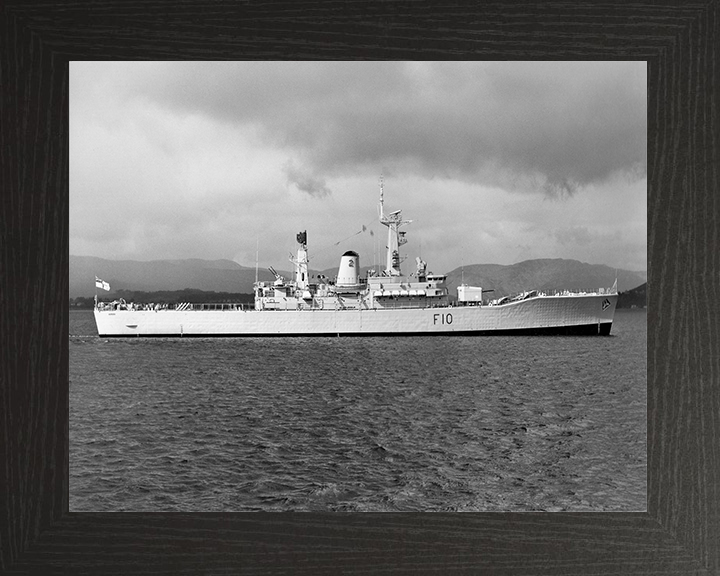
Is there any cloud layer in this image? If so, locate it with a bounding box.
[70,62,647,273]
[124,61,646,196]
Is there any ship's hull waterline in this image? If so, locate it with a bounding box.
[94,293,617,337]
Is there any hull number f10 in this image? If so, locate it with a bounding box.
[433,313,453,325]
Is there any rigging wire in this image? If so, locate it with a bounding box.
[309,214,378,259]
[333,225,367,246]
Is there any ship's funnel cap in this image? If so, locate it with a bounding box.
[337,250,360,286]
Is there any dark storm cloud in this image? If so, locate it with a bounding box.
[283,161,332,197]
[130,62,646,197]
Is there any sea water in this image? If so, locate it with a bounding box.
[69,309,646,511]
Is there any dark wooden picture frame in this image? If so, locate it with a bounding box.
[2,2,717,574]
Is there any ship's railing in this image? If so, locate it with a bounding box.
[370,300,450,310]
[96,301,251,311]
[543,288,615,296]
[486,288,617,306]
[181,303,251,311]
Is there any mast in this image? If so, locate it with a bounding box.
[378,176,412,276]
[379,174,385,219]
[292,230,309,289]
[254,238,259,284]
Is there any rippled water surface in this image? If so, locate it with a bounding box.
[70,309,646,511]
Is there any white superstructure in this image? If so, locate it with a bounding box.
[94,181,618,337]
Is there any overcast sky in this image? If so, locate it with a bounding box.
[70,61,646,274]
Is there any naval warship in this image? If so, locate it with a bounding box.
[94,182,618,337]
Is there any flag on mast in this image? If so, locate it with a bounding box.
[95,276,110,291]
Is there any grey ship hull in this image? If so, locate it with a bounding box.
[94,293,617,337]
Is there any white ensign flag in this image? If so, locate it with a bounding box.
[95,276,110,291]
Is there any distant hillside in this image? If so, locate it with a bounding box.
[617,282,646,308]
[443,259,645,296]
[632,270,648,283]
[70,255,285,298]
[71,255,646,299]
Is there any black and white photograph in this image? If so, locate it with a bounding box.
[69,61,646,512]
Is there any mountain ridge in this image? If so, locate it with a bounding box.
[72,255,647,299]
